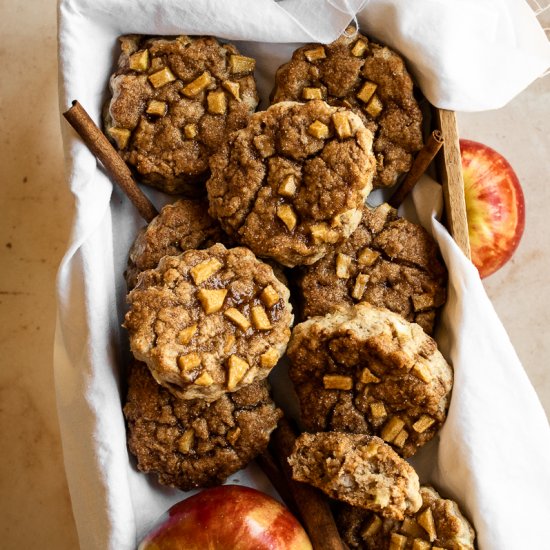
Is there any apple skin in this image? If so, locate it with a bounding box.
[460,139,525,278]
[138,485,313,550]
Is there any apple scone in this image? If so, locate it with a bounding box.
[124,361,282,491]
[288,432,422,521]
[206,100,376,267]
[104,35,259,195]
[287,303,453,457]
[271,28,424,189]
[298,203,447,335]
[337,485,476,550]
[125,198,228,290]
[125,244,293,401]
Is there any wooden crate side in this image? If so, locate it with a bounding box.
[434,109,471,259]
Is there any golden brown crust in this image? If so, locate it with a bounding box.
[287,303,453,457]
[125,244,293,401]
[288,432,421,520]
[125,199,229,290]
[298,203,447,335]
[104,35,259,195]
[271,29,424,188]
[124,361,282,491]
[337,486,476,549]
[206,100,376,267]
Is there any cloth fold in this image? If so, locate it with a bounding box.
[56,1,550,548]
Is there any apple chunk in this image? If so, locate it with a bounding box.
[139,485,312,550]
[460,139,525,278]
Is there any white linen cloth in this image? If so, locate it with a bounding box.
[56,1,550,548]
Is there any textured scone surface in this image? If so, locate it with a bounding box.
[299,203,447,335]
[288,432,421,520]
[125,244,293,401]
[125,198,228,290]
[271,29,423,189]
[104,35,259,194]
[207,99,376,267]
[124,361,282,491]
[337,485,476,549]
[287,303,453,457]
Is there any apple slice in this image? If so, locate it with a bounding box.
[139,485,312,550]
[460,139,525,278]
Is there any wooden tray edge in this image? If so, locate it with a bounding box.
[433,108,471,259]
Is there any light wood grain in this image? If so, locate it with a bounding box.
[434,109,471,259]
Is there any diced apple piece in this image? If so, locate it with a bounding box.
[197,288,227,314]
[365,94,383,118]
[260,347,279,369]
[229,55,255,74]
[108,127,131,149]
[178,353,201,372]
[177,429,195,453]
[207,90,227,115]
[190,258,223,285]
[336,253,352,279]
[351,40,367,57]
[194,371,214,386]
[146,100,167,116]
[148,67,176,89]
[182,72,212,97]
[308,120,330,139]
[184,124,198,139]
[178,325,197,345]
[302,87,323,100]
[251,306,272,330]
[222,80,240,100]
[224,308,251,331]
[357,81,378,104]
[129,49,150,72]
[227,355,249,390]
[323,374,353,390]
[260,285,279,308]
[277,205,298,231]
[352,273,369,300]
[381,416,405,443]
[304,46,326,61]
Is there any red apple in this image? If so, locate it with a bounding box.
[138,485,313,550]
[460,139,525,278]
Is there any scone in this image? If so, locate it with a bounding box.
[287,303,453,457]
[104,35,259,195]
[337,486,476,550]
[207,99,376,267]
[124,361,282,491]
[271,28,424,188]
[288,432,421,521]
[298,203,447,335]
[126,198,228,290]
[124,244,293,401]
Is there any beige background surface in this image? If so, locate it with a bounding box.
[0,1,549,547]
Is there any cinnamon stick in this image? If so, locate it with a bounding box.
[256,451,300,518]
[388,129,444,208]
[63,100,158,223]
[270,418,346,550]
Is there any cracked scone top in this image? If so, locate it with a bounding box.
[337,486,476,550]
[125,198,228,290]
[124,243,293,401]
[298,203,447,335]
[124,361,282,491]
[288,432,422,521]
[271,29,423,189]
[287,303,453,457]
[104,35,259,195]
[206,100,376,267]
